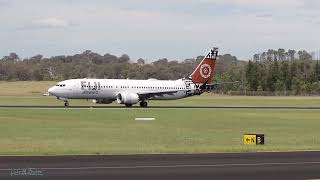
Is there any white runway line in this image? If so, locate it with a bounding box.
[135,118,155,121]
[1,161,320,171]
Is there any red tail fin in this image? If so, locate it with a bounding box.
[190,47,218,84]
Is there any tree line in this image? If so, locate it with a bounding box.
[243,49,320,96]
[1,48,319,96]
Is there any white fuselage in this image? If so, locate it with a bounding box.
[48,78,200,102]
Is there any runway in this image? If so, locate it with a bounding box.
[1,152,320,180]
[1,105,320,110]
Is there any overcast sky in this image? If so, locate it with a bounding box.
[1,0,320,61]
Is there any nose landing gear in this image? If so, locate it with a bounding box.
[57,97,69,107]
[64,101,69,107]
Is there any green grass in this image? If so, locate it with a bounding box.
[1,108,320,155]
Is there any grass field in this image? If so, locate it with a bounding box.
[0,81,320,155]
[0,81,56,96]
[0,109,320,155]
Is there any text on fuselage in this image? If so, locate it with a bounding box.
[81,81,101,94]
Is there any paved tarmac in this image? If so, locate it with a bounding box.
[1,152,320,180]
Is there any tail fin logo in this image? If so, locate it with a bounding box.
[200,64,212,79]
[190,47,218,84]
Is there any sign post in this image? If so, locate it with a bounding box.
[244,134,264,145]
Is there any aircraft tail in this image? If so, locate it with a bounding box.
[190,47,218,84]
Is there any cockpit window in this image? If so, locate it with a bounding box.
[56,84,66,87]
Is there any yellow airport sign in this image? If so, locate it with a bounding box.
[244,134,264,145]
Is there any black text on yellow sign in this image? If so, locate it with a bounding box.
[243,134,264,145]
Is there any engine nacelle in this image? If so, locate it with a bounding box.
[92,99,113,104]
[116,93,139,105]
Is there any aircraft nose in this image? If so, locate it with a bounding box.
[48,87,56,96]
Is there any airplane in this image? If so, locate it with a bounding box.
[48,47,219,107]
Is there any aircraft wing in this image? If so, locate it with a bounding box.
[138,91,179,99]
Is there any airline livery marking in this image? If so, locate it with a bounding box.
[81,81,100,94]
[200,64,212,79]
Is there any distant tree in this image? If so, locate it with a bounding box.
[267,49,274,62]
[266,60,279,91]
[280,61,290,91]
[118,54,130,63]
[3,52,19,61]
[29,54,43,62]
[278,48,285,61]
[315,61,320,81]
[153,58,168,66]
[298,50,312,61]
[246,61,259,91]
[137,58,145,66]
[288,49,296,61]
[253,53,260,61]
[261,52,267,61]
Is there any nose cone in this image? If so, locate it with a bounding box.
[48,87,56,96]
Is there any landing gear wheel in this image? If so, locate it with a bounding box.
[140,101,148,108]
[64,102,69,107]
[125,104,132,107]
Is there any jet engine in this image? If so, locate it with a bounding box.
[116,93,139,105]
[92,99,113,104]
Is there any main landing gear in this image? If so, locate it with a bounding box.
[140,101,148,108]
[124,102,147,108]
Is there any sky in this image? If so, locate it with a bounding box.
[0,0,320,61]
